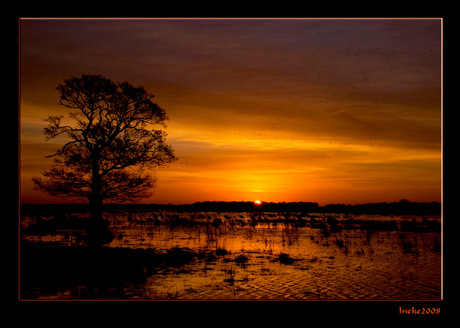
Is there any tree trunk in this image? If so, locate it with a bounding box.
[87,157,113,247]
[89,175,103,223]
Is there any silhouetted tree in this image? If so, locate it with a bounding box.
[32,74,176,246]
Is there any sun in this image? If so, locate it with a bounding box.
[254,200,261,205]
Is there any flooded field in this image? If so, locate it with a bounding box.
[20,211,442,300]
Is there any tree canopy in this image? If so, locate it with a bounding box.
[33,74,176,205]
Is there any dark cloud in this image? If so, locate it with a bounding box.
[20,18,442,204]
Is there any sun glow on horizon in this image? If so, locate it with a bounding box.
[19,19,442,206]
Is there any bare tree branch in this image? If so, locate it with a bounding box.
[33,74,177,209]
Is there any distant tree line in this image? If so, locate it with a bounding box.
[319,200,441,216]
[21,200,441,216]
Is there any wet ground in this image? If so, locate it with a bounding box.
[20,212,442,300]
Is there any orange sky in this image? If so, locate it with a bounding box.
[20,18,442,205]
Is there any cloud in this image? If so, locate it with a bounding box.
[20,18,442,204]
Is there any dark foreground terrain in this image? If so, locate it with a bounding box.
[20,207,441,300]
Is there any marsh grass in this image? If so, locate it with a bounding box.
[234,254,249,265]
[273,252,296,265]
[215,247,230,256]
[19,239,213,299]
[432,238,441,252]
[22,211,441,240]
[223,264,236,284]
[334,237,348,255]
[399,233,419,255]
[20,210,441,300]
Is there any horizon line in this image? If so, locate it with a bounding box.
[20,199,441,206]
